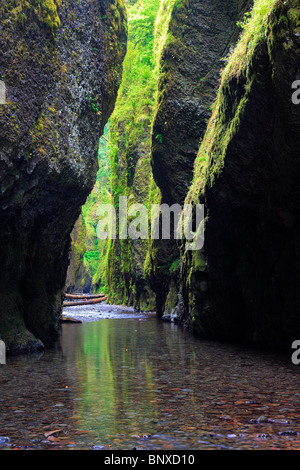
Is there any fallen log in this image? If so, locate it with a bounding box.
[61,316,82,323]
[63,296,107,307]
[64,293,106,300]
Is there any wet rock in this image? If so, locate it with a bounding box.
[256,416,271,424]
[0,436,10,447]
[278,431,298,436]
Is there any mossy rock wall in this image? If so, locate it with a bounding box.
[148,0,252,316]
[178,0,300,350]
[0,0,127,353]
[103,0,163,310]
[151,0,252,205]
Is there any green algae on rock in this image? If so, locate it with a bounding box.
[97,0,251,314]
[0,0,62,32]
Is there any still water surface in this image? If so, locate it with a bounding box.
[1,309,300,450]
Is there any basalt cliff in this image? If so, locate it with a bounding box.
[177,0,300,350]
[0,0,127,353]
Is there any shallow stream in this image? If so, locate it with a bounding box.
[0,304,300,450]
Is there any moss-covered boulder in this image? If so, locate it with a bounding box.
[0,0,127,353]
[179,0,300,350]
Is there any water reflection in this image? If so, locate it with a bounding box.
[1,316,300,449]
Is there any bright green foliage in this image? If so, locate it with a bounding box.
[109,0,161,169]
[79,125,112,292]
[153,0,177,63]
[225,0,279,79]
[104,0,170,304]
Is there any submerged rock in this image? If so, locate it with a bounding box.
[0,436,10,448]
[0,0,127,353]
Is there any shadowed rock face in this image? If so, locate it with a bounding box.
[0,0,127,353]
[148,0,252,316]
[178,1,300,350]
[151,0,252,206]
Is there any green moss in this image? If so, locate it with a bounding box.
[192,250,206,272]
[287,7,300,24]
[224,0,279,79]
[1,0,61,32]
[100,0,174,304]
[153,0,176,62]
[169,257,180,275]
[185,0,287,211]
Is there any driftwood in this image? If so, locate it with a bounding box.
[63,296,107,307]
[64,293,106,300]
[61,316,82,323]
